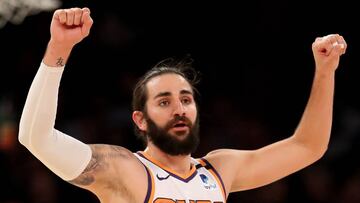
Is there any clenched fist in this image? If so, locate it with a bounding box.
[50,7,93,48]
[312,34,347,73]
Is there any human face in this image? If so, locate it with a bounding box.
[144,112,199,155]
[144,73,199,154]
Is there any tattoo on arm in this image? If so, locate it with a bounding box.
[68,145,132,186]
[56,57,64,66]
[69,156,98,186]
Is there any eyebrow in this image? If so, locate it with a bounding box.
[153,89,193,99]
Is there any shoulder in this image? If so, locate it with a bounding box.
[69,144,146,188]
[89,144,136,160]
[69,144,149,202]
[88,144,145,175]
[200,149,253,191]
[203,148,249,162]
[203,148,255,172]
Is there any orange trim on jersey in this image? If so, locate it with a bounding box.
[208,168,226,202]
[140,152,197,180]
[144,164,155,203]
[197,158,207,167]
[197,158,227,202]
[149,169,155,203]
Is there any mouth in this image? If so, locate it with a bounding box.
[171,122,189,132]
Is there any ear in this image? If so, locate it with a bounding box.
[132,111,147,131]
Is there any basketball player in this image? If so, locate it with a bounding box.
[18,7,347,203]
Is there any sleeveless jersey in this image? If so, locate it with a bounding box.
[134,152,227,203]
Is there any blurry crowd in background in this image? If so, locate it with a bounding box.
[1,0,360,202]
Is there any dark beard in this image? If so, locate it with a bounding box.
[145,113,200,156]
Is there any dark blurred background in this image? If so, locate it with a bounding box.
[1,0,360,202]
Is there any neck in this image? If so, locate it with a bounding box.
[144,143,192,175]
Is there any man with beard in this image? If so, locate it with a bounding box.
[18,7,347,203]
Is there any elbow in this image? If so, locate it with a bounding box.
[18,114,54,150]
[311,145,328,162]
[18,116,37,148]
[293,133,330,162]
[318,145,328,158]
[18,132,27,147]
[18,117,26,144]
[18,133,25,146]
[18,124,50,150]
[18,120,29,147]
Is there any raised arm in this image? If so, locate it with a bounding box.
[18,9,148,201]
[18,8,93,180]
[205,34,347,194]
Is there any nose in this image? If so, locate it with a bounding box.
[173,100,186,116]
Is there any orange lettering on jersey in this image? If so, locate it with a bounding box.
[153,198,175,203]
[154,198,222,203]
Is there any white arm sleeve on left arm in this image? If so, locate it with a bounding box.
[19,62,92,181]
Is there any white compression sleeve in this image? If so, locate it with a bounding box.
[19,62,92,181]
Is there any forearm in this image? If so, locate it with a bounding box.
[19,62,64,145]
[18,62,91,181]
[293,70,335,154]
[43,40,73,67]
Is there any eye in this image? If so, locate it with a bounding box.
[159,100,170,107]
[181,97,192,105]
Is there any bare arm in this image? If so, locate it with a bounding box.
[205,34,347,193]
[69,144,148,202]
[68,145,139,188]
